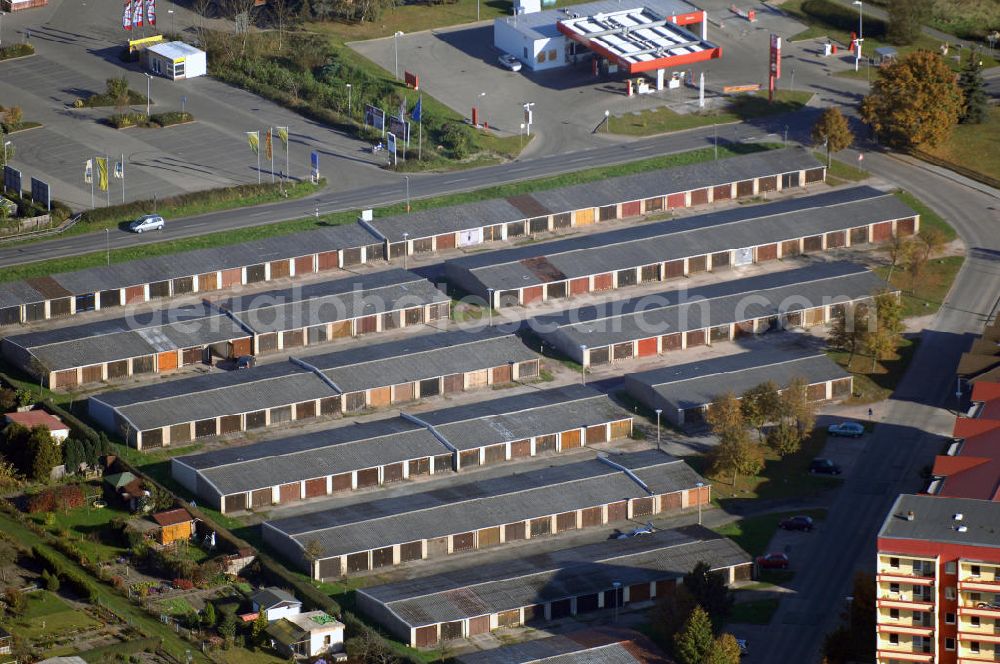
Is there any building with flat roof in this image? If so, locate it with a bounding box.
[876,493,1000,664]
[262,450,709,580]
[357,525,749,647]
[171,385,632,513]
[2,269,448,389]
[455,631,669,664]
[3,410,71,442]
[535,261,889,367]
[145,41,207,80]
[88,329,539,450]
[625,347,852,426]
[445,187,918,308]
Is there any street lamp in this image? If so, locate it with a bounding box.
[402,231,409,270]
[853,1,864,72]
[486,288,494,326]
[167,8,174,34]
[654,409,662,451]
[579,345,587,384]
[611,581,622,622]
[604,109,610,133]
[2,141,10,165]
[696,481,704,524]
[144,73,153,117]
[105,228,110,266]
[477,91,486,127]
[0,11,5,48]
[956,377,964,414]
[393,31,404,80]
[345,83,352,117]
[404,174,410,213]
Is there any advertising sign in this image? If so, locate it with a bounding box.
[388,116,410,145]
[769,33,782,78]
[364,105,386,136]
[310,151,320,182]
[30,177,50,211]
[404,71,419,90]
[386,132,397,166]
[3,165,22,195]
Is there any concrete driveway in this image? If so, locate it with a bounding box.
[0,0,392,210]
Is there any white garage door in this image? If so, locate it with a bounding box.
[734,247,754,266]
[458,229,483,247]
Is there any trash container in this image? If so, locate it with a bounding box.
[823,42,832,57]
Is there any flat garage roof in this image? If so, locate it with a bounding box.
[558,6,720,74]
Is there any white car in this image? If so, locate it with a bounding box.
[129,214,165,233]
[498,54,522,72]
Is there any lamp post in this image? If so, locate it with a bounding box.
[579,345,587,384]
[604,109,610,133]
[105,228,110,266]
[486,288,494,326]
[696,481,704,524]
[612,581,622,622]
[2,140,10,166]
[853,1,863,72]
[402,232,409,271]
[404,174,410,213]
[346,83,352,117]
[1,11,6,47]
[144,73,152,118]
[393,31,404,80]
[477,91,486,127]
[654,409,662,451]
[167,8,174,34]
[956,377,964,414]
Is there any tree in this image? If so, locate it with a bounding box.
[683,562,733,629]
[918,226,948,262]
[706,633,743,664]
[345,631,400,664]
[302,539,323,566]
[203,601,217,627]
[710,437,764,487]
[41,569,59,592]
[740,381,782,441]
[0,459,19,490]
[217,613,237,641]
[0,544,16,582]
[886,0,931,45]
[674,605,715,664]
[860,51,963,149]
[649,584,697,647]
[766,421,802,456]
[864,325,898,372]
[705,392,747,445]
[828,303,869,369]
[251,608,269,645]
[270,0,296,51]
[811,107,853,167]
[4,587,25,616]
[848,572,877,661]
[780,377,816,435]
[3,106,23,132]
[958,53,989,124]
[28,427,62,482]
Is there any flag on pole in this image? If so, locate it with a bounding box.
[247,131,259,154]
[132,0,143,27]
[411,96,422,122]
[276,126,289,147]
[84,160,93,184]
[123,0,133,30]
[265,128,273,161]
[114,159,124,179]
[146,0,156,25]
[96,157,109,192]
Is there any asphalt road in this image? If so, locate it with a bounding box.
[742,151,1000,663]
[0,115,804,269]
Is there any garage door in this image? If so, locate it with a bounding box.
[804,307,825,326]
[610,420,632,439]
[736,179,754,197]
[687,255,708,273]
[756,244,778,262]
[807,382,828,401]
[759,175,778,192]
[556,511,576,531]
[661,333,681,351]
[629,583,651,603]
[368,386,391,408]
[478,526,501,548]
[304,478,327,498]
[392,382,415,404]
[279,482,301,503]
[317,251,339,271]
[734,247,754,266]
[452,532,475,552]
[504,521,527,541]
[782,239,801,256]
[897,217,916,236]
[633,497,654,517]
[690,188,710,205]
[231,337,252,357]
[621,201,641,217]
[372,547,394,569]
[713,184,732,200]
[522,285,543,305]
[592,273,613,291]
[803,235,824,252]
[664,260,684,279]
[661,491,683,512]
[561,429,582,450]
[269,259,291,279]
[458,229,483,246]
[198,272,218,291]
[510,439,531,458]
[124,285,145,304]
[570,277,590,295]
[54,369,79,388]
[587,425,608,444]
[443,373,464,393]
[250,488,272,509]
[498,609,521,628]
[871,221,892,242]
[332,473,352,493]
[436,233,457,250]
[581,506,603,527]
[415,626,438,648]
[826,230,847,248]
[637,337,657,357]
[686,329,706,347]
[293,255,314,276]
[608,501,628,522]
[468,615,490,636]
[220,268,242,289]
[346,552,369,573]
[467,369,489,388]
[574,208,595,225]
[667,192,686,209]
[223,494,246,513]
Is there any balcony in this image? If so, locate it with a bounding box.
[959,632,1000,644]
[957,653,1000,663]
[961,604,1000,620]
[878,624,935,638]
[876,649,933,662]
[878,597,936,612]
[880,573,936,586]
[961,579,1000,593]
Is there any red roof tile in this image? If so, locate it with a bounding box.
[152,508,193,527]
[4,411,69,431]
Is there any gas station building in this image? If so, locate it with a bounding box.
[494,0,720,88]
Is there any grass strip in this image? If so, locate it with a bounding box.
[0,143,774,282]
[713,509,828,557]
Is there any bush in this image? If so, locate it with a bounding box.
[440,122,473,159]
[26,485,84,513]
[0,43,34,61]
[108,112,147,129]
[149,111,193,127]
[172,578,194,590]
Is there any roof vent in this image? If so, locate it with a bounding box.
[954,513,964,521]
[906,510,915,521]
[956,525,968,533]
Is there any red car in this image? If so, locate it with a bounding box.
[756,553,790,570]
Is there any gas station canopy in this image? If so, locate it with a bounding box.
[557,6,721,74]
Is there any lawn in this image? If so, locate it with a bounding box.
[32,498,132,564]
[684,430,842,507]
[729,597,781,625]
[918,107,1000,188]
[4,590,100,640]
[157,597,195,617]
[862,0,1000,41]
[816,153,870,185]
[609,90,814,136]
[213,649,290,664]
[875,255,965,318]
[0,143,774,284]
[827,336,919,404]
[713,509,828,557]
[781,0,998,71]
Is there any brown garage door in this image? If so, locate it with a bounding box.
[570,277,590,295]
[219,414,242,435]
[368,386,391,408]
[511,439,531,458]
[54,369,79,388]
[124,285,145,304]
[468,615,490,636]
[250,488,272,509]
[478,527,501,548]
[803,235,824,252]
[661,333,682,351]
[198,272,219,291]
[897,217,916,236]
[452,532,475,552]
[633,497,654,517]
[607,500,628,522]
[269,259,291,279]
[304,478,327,498]
[736,179,754,197]
[415,626,438,648]
[592,273,613,291]
[372,546,394,569]
[224,494,246,513]
[661,491,682,512]
[581,506,603,527]
[826,230,847,248]
[231,337,252,358]
[621,200,642,217]
[505,521,526,541]
[331,473,352,493]
[346,552,369,573]
[383,462,404,484]
[756,244,778,262]
[561,429,582,450]
[782,239,801,256]
[522,285,543,304]
[586,425,607,444]
[498,609,521,628]
[664,260,684,279]
[556,511,577,531]
[807,382,828,401]
[871,221,892,242]
[293,255,314,276]
[688,255,708,273]
[686,329,706,347]
[629,583,651,603]
[392,382,415,404]
[610,419,632,439]
[492,364,512,384]
[279,482,301,503]
[443,373,465,394]
[713,184,732,200]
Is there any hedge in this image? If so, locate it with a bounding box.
[79,637,162,663]
[31,544,100,603]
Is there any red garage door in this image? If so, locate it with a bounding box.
[279,482,301,503]
[522,285,543,305]
[294,255,314,276]
[756,244,778,262]
[220,268,242,289]
[690,188,710,205]
[637,337,657,357]
[713,184,732,201]
[304,478,327,498]
[896,217,916,236]
[124,285,145,304]
[570,277,590,295]
[667,192,686,209]
[592,273,613,291]
[621,201,642,217]
[872,221,892,242]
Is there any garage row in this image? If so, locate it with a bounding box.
[356,528,751,648]
[170,386,632,513]
[2,270,450,389]
[261,451,707,580]
[0,148,822,328]
[445,187,918,308]
[88,330,540,450]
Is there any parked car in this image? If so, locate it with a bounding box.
[498,53,523,72]
[828,421,865,437]
[809,458,843,475]
[756,552,790,570]
[629,522,655,537]
[779,515,815,532]
[129,214,165,233]
[236,355,256,370]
